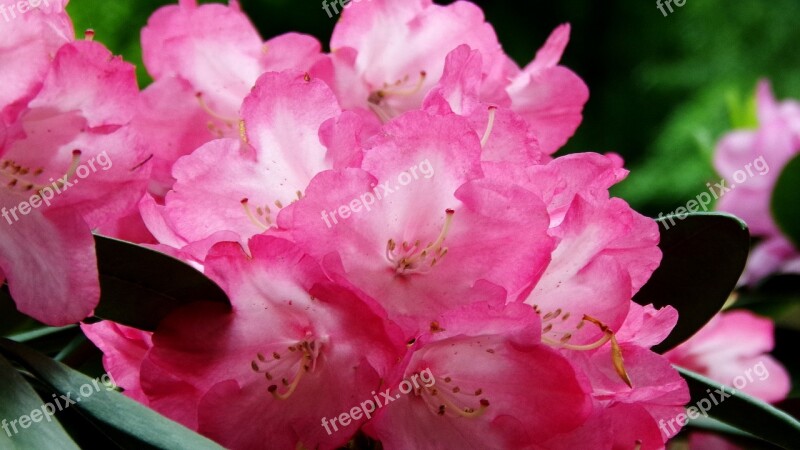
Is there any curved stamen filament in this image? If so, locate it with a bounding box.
[386,209,455,273]
[270,362,307,400]
[52,150,82,190]
[541,314,612,351]
[196,93,238,125]
[431,389,488,419]
[376,71,427,99]
[422,376,490,419]
[241,198,271,230]
[368,71,428,123]
[542,332,612,351]
[252,340,316,400]
[480,106,497,148]
[540,313,632,388]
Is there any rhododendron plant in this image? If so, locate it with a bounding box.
[1,1,797,449]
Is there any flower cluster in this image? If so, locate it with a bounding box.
[3,0,692,448]
[0,0,150,325]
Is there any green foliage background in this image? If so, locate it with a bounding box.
[66,0,800,216]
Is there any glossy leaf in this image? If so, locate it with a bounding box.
[678,366,800,449]
[0,353,80,449]
[772,153,800,250]
[0,338,224,450]
[633,212,749,353]
[92,235,230,331]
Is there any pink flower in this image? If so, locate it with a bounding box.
[486,152,661,344]
[665,310,790,403]
[423,45,543,166]
[138,0,322,193]
[286,110,554,333]
[714,80,800,284]
[128,236,403,449]
[0,37,150,325]
[0,0,72,125]
[81,321,153,404]
[313,0,587,153]
[363,301,592,449]
[141,70,364,260]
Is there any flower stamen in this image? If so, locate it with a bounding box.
[251,339,320,400]
[196,92,238,125]
[480,106,497,148]
[417,372,489,419]
[385,209,455,274]
[241,198,272,230]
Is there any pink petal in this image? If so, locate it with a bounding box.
[81,321,153,403]
[0,202,98,326]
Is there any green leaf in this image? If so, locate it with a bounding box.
[771,154,800,251]
[677,366,800,449]
[0,338,225,450]
[633,212,749,353]
[92,235,230,331]
[0,353,80,449]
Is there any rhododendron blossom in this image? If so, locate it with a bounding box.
[50,0,704,448]
[715,80,800,284]
[0,9,149,325]
[312,0,588,154]
[137,0,322,194]
[141,70,370,261]
[665,310,790,403]
[287,110,554,333]
[90,236,405,449]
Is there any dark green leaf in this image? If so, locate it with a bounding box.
[92,235,230,331]
[0,353,80,449]
[633,212,749,352]
[0,284,39,337]
[0,338,225,450]
[677,366,800,449]
[689,417,782,449]
[772,154,800,251]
